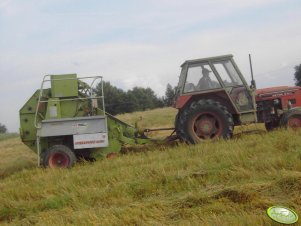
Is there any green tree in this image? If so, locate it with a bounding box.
[0,123,7,133]
[164,83,176,106]
[128,87,164,111]
[95,81,164,115]
[294,64,301,86]
[95,81,127,115]
[124,91,139,112]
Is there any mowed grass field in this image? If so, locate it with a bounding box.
[0,108,301,225]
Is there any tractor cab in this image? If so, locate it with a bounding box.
[174,55,258,143]
[175,55,256,117]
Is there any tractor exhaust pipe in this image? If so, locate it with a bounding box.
[249,54,256,89]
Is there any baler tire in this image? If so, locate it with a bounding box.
[42,145,76,168]
[177,99,234,144]
[280,109,301,130]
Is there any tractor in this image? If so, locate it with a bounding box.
[174,54,301,143]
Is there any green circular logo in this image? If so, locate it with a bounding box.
[267,206,298,224]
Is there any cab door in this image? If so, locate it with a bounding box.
[212,59,257,123]
[212,60,254,111]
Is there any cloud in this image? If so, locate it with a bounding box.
[0,0,301,131]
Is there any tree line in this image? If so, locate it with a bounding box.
[0,123,7,134]
[1,65,300,133]
[294,64,301,86]
[94,81,177,115]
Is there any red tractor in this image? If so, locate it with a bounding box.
[256,86,301,131]
[174,54,301,143]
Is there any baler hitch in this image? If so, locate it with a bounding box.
[144,127,175,133]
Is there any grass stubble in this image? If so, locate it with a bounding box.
[0,108,300,225]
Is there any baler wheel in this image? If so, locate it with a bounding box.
[177,99,234,144]
[280,109,301,130]
[42,145,76,168]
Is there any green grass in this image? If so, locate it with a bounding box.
[0,133,19,141]
[0,137,36,179]
[117,107,177,138]
[0,108,301,225]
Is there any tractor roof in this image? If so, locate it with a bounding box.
[181,54,233,67]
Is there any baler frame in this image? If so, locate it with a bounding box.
[34,75,106,166]
[34,75,105,128]
[20,73,165,168]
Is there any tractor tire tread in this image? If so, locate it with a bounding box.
[280,108,301,128]
[176,99,234,143]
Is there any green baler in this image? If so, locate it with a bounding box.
[19,74,153,168]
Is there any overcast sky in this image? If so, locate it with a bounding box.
[1,0,301,132]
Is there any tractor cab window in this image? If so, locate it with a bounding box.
[213,60,243,87]
[184,63,221,93]
[213,60,253,111]
[176,64,188,97]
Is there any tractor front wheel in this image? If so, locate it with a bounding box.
[42,145,76,168]
[280,109,301,130]
[265,121,279,131]
[177,99,234,144]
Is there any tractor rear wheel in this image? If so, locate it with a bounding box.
[280,109,301,130]
[42,145,76,168]
[177,99,234,144]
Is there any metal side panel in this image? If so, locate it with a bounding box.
[73,133,108,149]
[37,116,107,137]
